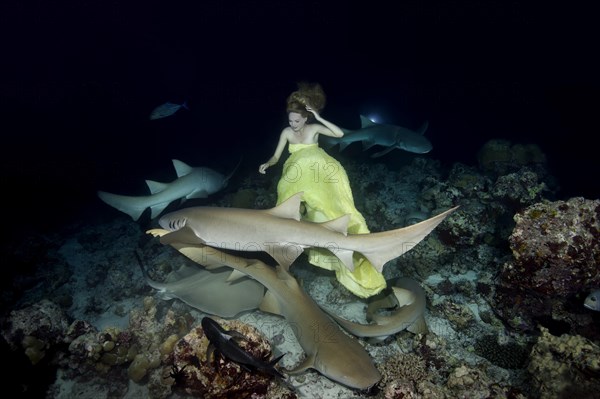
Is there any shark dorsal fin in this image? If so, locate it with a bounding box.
[172,159,193,178]
[392,287,416,307]
[267,192,303,221]
[417,121,429,135]
[259,291,283,316]
[145,179,169,195]
[360,115,377,128]
[320,214,350,235]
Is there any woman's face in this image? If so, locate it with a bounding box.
[288,112,307,132]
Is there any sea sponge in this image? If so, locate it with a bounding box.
[22,335,47,365]
[128,353,151,382]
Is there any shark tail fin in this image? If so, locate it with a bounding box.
[359,206,459,272]
[97,191,147,221]
[263,354,286,379]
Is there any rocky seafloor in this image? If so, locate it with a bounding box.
[1,139,599,398]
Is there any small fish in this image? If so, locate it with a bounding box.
[201,317,285,379]
[149,101,189,120]
[584,289,600,311]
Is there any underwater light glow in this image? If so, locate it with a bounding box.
[366,114,381,123]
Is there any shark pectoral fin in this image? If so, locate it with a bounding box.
[370,146,395,158]
[145,179,168,194]
[285,353,317,375]
[320,214,350,235]
[150,202,171,219]
[146,228,169,238]
[158,226,203,245]
[336,249,356,272]
[268,192,303,221]
[187,189,210,199]
[407,315,428,335]
[362,139,378,151]
[339,142,351,151]
[259,291,283,316]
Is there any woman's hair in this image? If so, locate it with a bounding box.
[286,82,326,120]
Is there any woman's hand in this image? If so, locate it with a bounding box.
[305,104,320,119]
[258,163,269,174]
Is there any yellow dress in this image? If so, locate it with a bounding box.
[276,143,386,298]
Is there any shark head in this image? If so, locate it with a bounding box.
[396,132,433,154]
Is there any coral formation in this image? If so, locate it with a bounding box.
[493,197,600,339]
[528,326,600,399]
[2,138,590,398]
[1,299,70,364]
[473,334,529,369]
[163,319,282,398]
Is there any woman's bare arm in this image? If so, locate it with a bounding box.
[258,129,289,174]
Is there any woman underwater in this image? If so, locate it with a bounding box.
[258,82,386,298]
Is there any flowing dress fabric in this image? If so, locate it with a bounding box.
[276,143,386,298]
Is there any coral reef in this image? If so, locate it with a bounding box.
[162,319,284,398]
[3,138,594,398]
[0,296,292,399]
[528,326,600,399]
[1,299,70,365]
[493,197,600,340]
[473,334,529,370]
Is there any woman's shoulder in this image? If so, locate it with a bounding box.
[281,126,293,137]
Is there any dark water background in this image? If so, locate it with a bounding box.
[1,1,598,234]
